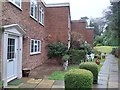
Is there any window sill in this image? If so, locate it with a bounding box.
[39,22,44,27]
[9,0,22,11]
[30,15,38,22]
[30,52,41,56]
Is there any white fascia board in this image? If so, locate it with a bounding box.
[46,3,70,7]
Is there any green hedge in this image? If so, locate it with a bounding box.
[79,62,98,84]
[47,42,67,58]
[68,49,86,64]
[64,69,93,90]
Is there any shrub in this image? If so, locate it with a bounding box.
[111,48,116,55]
[62,54,70,62]
[68,49,86,64]
[64,69,93,90]
[96,43,103,46]
[79,62,98,84]
[47,42,67,58]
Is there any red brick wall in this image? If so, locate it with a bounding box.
[71,21,94,46]
[1,1,47,69]
[45,6,70,45]
[1,1,71,69]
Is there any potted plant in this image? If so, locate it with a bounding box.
[22,68,30,77]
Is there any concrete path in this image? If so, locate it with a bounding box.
[4,54,119,89]
[93,54,118,89]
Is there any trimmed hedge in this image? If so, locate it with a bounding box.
[64,69,93,90]
[79,62,98,84]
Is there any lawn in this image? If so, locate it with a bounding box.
[48,65,79,80]
[94,46,113,54]
[48,60,103,80]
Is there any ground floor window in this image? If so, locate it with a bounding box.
[30,39,41,55]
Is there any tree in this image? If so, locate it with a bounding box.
[103,1,120,46]
[71,32,84,49]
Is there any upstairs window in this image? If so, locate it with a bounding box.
[9,0,21,9]
[39,6,44,25]
[30,0,38,20]
[30,39,41,55]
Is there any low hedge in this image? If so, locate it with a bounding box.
[79,62,98,84]
[64,69,93,90]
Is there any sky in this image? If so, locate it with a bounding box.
[44,0,111,20]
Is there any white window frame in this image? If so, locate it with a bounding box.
[30,0,38,20]
[9,0,22,9]
[39,5,44,25]
[30,39,41,55]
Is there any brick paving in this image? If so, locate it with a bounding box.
[29,63,63,79]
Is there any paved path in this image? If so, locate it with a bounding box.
[4,54,119,89]
[93,54,118,89]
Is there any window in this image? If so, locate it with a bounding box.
[9,0,21,9]
[30,0,38,20]
[30,39,41,55]
[7,38,15,59]
[39,6,44,25]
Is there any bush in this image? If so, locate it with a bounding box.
[111,48,116,55]
[68,49,86,64]
[79,62,98,84]
[47,42,67,58]
[64,69,93,90]
[62,54,70,62]
[96,43,103,46]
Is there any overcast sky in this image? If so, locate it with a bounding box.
[44,0,111,20]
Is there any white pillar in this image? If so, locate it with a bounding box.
[2,32,8,87]
[17,36,22,79]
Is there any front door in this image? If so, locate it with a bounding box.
[7,35,18,82]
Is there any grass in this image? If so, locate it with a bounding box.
[48,65,79,80]
[94,46,113,54]
[48,60,103,80]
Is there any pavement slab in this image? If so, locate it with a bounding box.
[36,80,54,88]
[108,82,118,88]
[92,84,107,88]
[52,80,64,89]
[19,83,37,88]
[52,85,64,88]
[27,78,42,84]
[53,80,64,86]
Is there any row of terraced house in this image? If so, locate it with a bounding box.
[0,0,94,86]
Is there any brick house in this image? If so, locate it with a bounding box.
[0,0,71,86]
[0,0,93,87]
[71,20,94,46]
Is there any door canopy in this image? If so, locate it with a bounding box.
[2,24,26,36]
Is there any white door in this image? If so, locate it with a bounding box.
[7,35,18,82]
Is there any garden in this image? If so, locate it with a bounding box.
[46,32,107,89]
